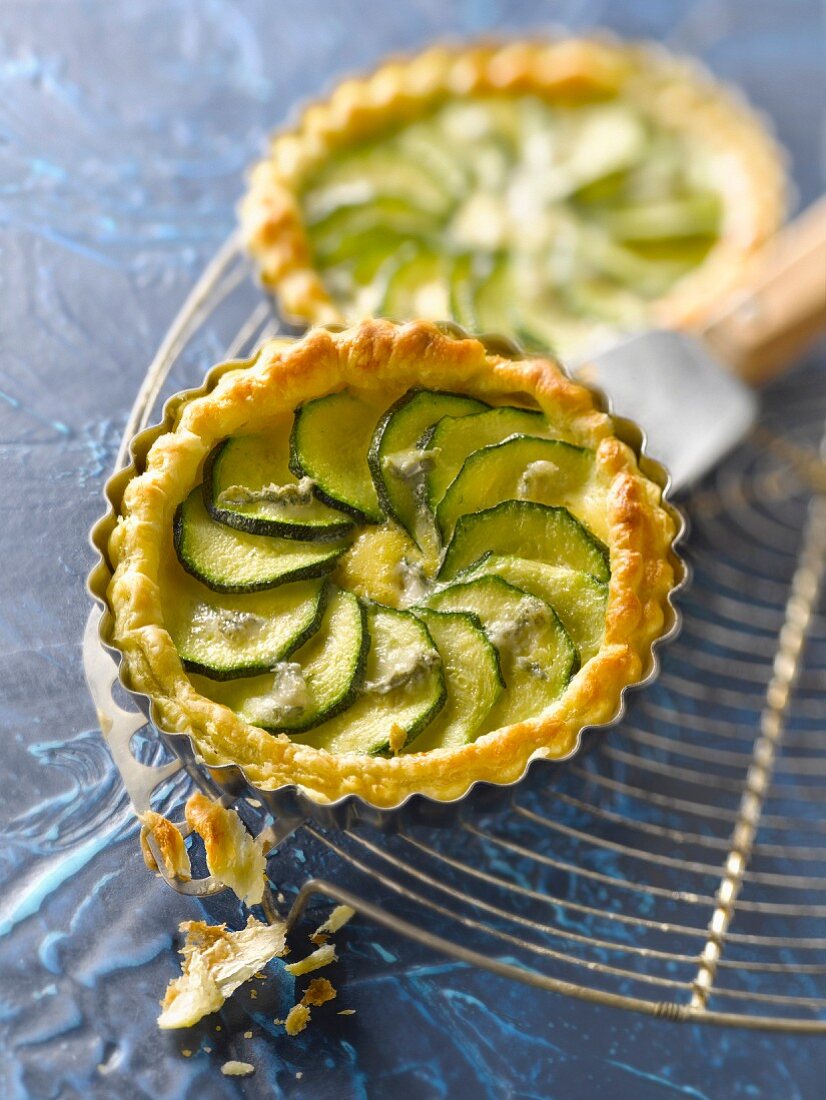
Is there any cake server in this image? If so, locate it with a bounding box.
[577,198,826,491]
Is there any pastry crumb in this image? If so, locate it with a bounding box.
[285,1003,311,1036]
[221,1060,255,1077]
[285,943,337,976]
[388,722,406,755]
[185,793,266,906]
[337,1009,356,1016]
[312,905,355,939]
[243,1030,253,1039]
[296,1071,304,1079]
[158,917,287,1030]
[302,978,337,1007]
[139,811,191,882]
[181,1049,192,1058]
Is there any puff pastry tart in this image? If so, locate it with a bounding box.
[241,37,784,359]
[107,320,680,807]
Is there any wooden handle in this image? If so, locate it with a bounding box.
[696,197,826,386]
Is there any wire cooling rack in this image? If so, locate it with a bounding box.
[89,234,826,1032]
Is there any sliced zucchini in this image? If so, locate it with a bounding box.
[462,554,608,663]
[307,197,436,261]
[296,604,445,755]
[396,123,469,201]
[560,104,648,195]
[290,390,385,523]
[594,191,721,243]
[470,252,517,335]
[428,576,578,727]
[206,435,353,540]
[175,489,347,593]
[189,588,368,729]
[368,388,488,546]
[165,568,328,680]
[436,436,594,541]
[319,226,414,285]
[423,405,551,508]
[304,145,455,222]
[377,245,451,322]
[405,608,503,752]
[439,500,609,582]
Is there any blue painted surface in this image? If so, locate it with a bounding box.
[1,1,825,1097]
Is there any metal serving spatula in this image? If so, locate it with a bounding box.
[577,198,826,492]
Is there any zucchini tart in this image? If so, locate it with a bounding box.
[241,37,784,359]
[106,320,680,807]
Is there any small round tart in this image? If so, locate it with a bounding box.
[241,37,785,360]
[107,320,680,807]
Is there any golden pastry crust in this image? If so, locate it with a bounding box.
[240,36,785,339]
[106,319,680,807]
[139,810,191,881]
[184,792,266,905]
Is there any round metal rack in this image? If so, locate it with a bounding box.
[92,235,826,1032]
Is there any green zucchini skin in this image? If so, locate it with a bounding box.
[461,554,609,664]
[174,489,347,593]
[289,391,385,524]
[427,574,579,728]
[172,578,330,681]
[435,436,594,541]
[367,387,489,542]
[190,588,369,729]
[295,604,446,756]
[376,245,451,322]
[204,439,354,542]
[439,500,610,582]
[421,405,551,510]
[405,607,504,752]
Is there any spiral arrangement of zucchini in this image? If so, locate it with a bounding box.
[298,96,723,356]
[168,387,610,755]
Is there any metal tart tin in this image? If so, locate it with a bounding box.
[88,323,687,836]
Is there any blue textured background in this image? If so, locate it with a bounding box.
[1,2,825,1097]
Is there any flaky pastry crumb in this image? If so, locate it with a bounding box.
[302,977,337,1007]
[221,1061,255,1077]
[158,916,287,1030]
[139,811,191,881]
[184,792,266,905]
[285,943,337,976]
[284,1003,311,1036]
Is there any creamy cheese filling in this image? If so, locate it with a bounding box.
[217,477,317,509]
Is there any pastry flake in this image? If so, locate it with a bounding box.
[157,916,288,1030]
[184,792,266,906]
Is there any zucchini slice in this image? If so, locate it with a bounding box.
[428,576,578,727]
[206,435,353,540]
[308,197,436,260]
[304,145,455,223]
[165,570,328,680]
[423,405,551,508]
[175,489,347,593]
[377,245,451,322]
[594,192,721,243]
[296,604,446,756]
[439,500,610,582]
[463,554,608,664]
[189,588,368,729]
[405,608,503,752]
[290,390,385,523]
[368,388,488,545]
[436,436,594,541]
